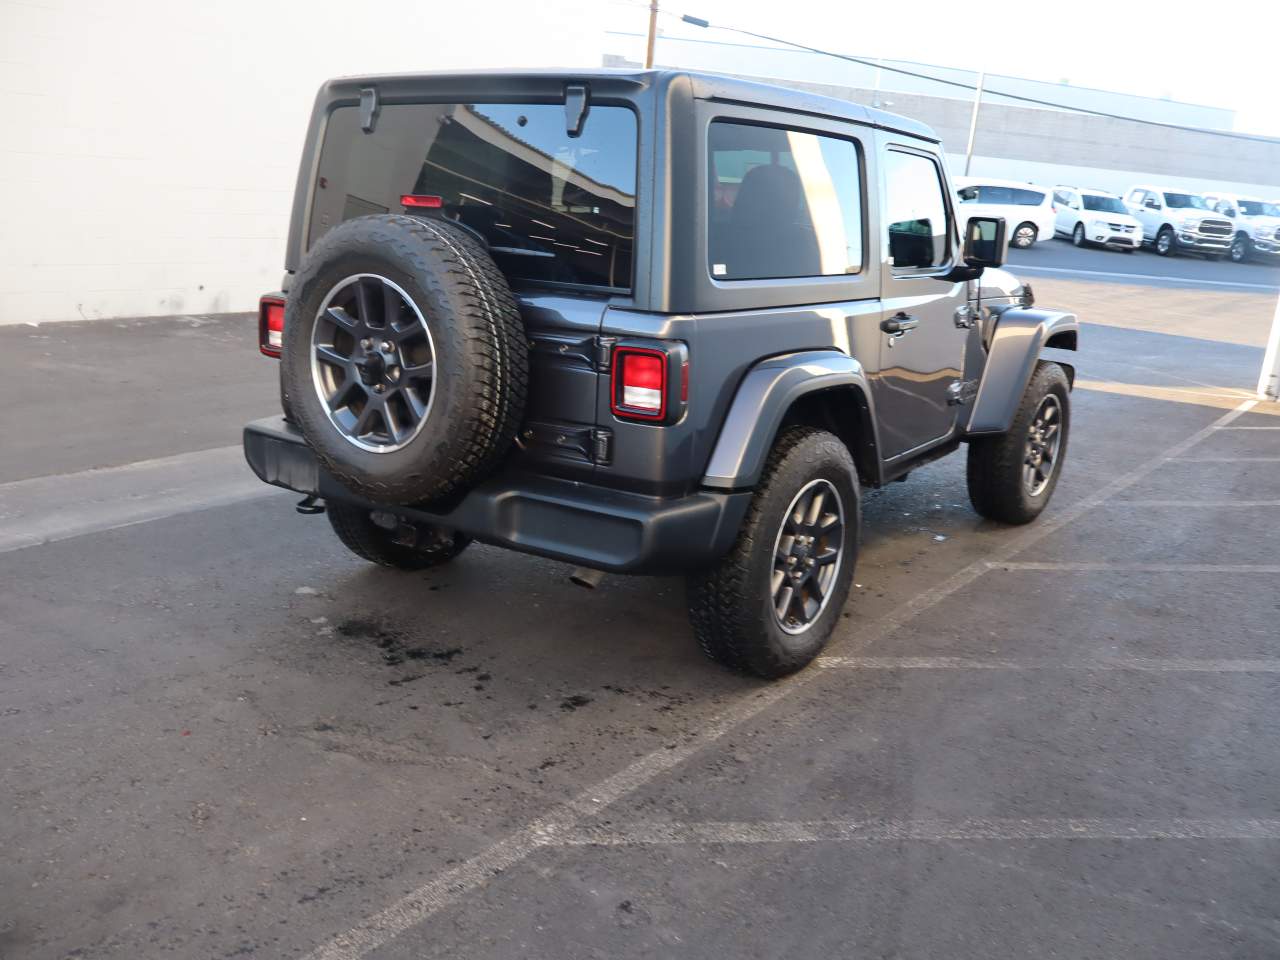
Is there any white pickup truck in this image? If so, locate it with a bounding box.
[1201,192,1280,263]
[1123,185,1233,259]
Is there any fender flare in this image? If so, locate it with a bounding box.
[966,305,1078,436]
[702,351,875,490]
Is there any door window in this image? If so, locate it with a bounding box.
[884,150,950,271]
[707,121,863,280]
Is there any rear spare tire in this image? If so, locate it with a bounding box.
[281,215,528,504]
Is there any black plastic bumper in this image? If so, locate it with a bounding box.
[243,417,751,574]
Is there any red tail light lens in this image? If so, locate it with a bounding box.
[258,294,286,358]
[400,194,443,209]
[611,348,667,420]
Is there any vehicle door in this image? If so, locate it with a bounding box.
[873,139,969,461]
[1139,190,1164,236]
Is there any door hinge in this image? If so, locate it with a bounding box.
[594,335,617,372]
[946,379,980,406]
[591,428,613,465]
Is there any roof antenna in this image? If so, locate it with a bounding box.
[564,83,590,138]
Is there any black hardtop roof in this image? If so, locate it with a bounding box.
[316,67,940,144]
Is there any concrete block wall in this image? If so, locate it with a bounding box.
[0,0,607,324]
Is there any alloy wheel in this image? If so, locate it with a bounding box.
[770,479,845,634]
[1023,394,1063,496]
[1014,224,1037,248]
[310,274,436,453]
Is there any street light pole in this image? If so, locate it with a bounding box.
[964,69,985,176]
[1259,292,1280,401]
[644,1,659,68]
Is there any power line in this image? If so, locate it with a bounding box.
[671,13,1280,145]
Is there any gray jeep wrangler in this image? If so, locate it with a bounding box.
[244,69,1077,678]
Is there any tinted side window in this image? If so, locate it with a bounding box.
[884,150,949,270]
[707,121,863,280]
[1011,188,1045,206]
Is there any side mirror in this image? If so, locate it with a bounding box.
[1224,207,1237,218]
[963,215,1006,268]
[1144,198,1161,210]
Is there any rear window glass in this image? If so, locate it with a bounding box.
[707,121,863,280]
[972,185,1045,206]
[310,103,637,290]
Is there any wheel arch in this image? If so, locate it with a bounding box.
[966,306,1078,437]
[702,351,881,491]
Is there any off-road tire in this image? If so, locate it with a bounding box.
[282,215,528,504]
[326,502,470,569]
[687,427,859,679]
[966,362,1070,525]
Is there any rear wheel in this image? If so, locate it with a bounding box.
[1012,222,1038,248]
[687,427,859,679]
[1155,226,1175,256]
[966,363,1070,525]
[326,501,470,569]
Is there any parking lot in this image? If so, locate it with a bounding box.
[3,274,1280,958]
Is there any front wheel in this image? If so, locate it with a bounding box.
[326,501,471,569]
[687,426,859,679]
[966,363,1070,525]
[1071,222,1087,247]
[1230,235,1250,263]
[1155,226,1175,256]
[1012,222,1038,249]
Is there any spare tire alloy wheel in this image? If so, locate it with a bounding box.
[772,479,845,634]
[312,274,435,452]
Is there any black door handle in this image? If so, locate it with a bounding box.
[881,313,919,335]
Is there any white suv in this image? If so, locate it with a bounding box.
[1201,193,1280,263]
[954,177,1055,249]
[1052,186,1143,252]
[1123,185,1233,258]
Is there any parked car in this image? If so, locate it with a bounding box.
[1201,192,1280,263]
[1051,186,1143,252]
[1123,185,1233,258]
[244,69,1078,678]
[955,176,1056,249]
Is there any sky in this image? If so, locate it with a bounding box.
[572,0,1280,136]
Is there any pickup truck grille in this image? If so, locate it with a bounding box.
[1199,219,1232,237]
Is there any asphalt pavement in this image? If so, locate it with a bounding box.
[3,278,1280,959]
[1009,235,1280,292]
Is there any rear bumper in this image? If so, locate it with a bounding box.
[243,417,750,574]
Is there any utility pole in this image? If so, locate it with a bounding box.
[963,70,985,176]
[1259,292,1280,401]
[644,1,659,68]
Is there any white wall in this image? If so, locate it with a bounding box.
[0,0,610,324]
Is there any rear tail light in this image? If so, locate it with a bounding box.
[258,294,286,358]
[611,347,667,420]
[400,194,443,209]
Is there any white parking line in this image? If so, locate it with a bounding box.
[1012,263,1280,291]
[560,817,1280,846]
[298,400,1260,960]
[993,562,1280,573]
[1106,501,1280,507]
[817,656,1280,672]
[0,446,276,554]
[1173,457,1280,463]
